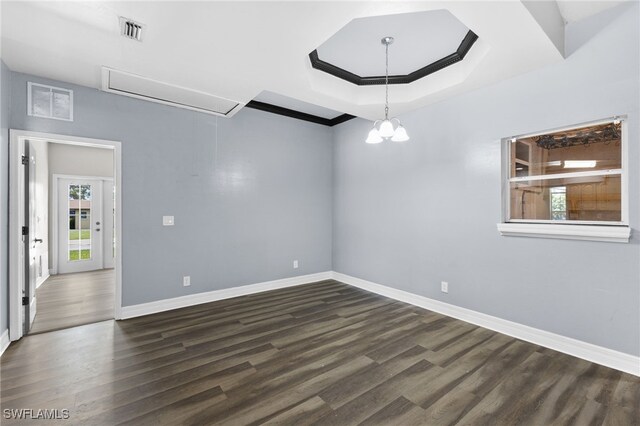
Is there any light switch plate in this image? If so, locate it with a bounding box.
[163,216,175,226]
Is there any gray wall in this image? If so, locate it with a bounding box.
[9,73,333,306]
[332,3,639,356]
[0,60,10,335]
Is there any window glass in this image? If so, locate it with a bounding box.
[550,187,567,220]
[68,184,92,261]
[510,122,621,178]
[509,174,621,222]
[507,120,623,223]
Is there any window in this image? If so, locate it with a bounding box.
[27,82,73,121]
[498,117,630,243]
[550,186,567,220]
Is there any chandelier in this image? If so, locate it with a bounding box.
[366,36,409,144]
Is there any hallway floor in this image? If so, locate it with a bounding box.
[29,269,114,334]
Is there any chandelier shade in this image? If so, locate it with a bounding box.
[378,119,395,138]
[391,125,409,142]
[365,127,383,144]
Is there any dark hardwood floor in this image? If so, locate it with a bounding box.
[29,269,114,335]
[1,280,638,425]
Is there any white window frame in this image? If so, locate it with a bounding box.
[497,116,630,243]
[27,82,74,121]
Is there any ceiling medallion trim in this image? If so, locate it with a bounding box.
[245,100,355,127]
[309,30,478,86]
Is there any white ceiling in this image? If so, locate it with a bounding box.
[316,10,469,76]
[0,1,623,121]
[556,0,627,23]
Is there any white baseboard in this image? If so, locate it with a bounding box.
[0,329,10,358]
[332,271,640,377]
[121,271,333,319]
[36,272,50,289]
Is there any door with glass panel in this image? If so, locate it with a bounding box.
[57,178,103,274]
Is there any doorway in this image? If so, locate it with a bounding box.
[9,130,122,340]
[55,176,114,274]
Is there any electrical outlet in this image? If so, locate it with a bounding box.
[441,281,449,293]
[293,260,299,269]
[183,276,191,287]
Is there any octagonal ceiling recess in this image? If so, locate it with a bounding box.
[311,10,478,85]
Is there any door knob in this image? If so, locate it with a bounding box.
[96,229,101,232]
[34,238,43,243]
[96,221,101,225]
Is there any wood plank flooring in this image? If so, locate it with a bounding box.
[28,269,114,335]
[1,280,638,425]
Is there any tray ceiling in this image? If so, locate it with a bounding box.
[1,1,604,121]
[315,10,471,78]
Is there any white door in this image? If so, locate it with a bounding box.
[57,178,103,274]
[24,142,38,333]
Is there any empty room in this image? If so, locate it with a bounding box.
[0,1,638,425]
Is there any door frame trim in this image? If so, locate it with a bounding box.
[9,130,123,341]
[51,174,113,275]
[9,131,27,341]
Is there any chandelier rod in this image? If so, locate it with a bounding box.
[384,39,389,120]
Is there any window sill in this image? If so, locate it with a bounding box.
[496,223,631,243]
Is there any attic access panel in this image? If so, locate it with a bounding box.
[310,10,478,85]
[101,67,242,117]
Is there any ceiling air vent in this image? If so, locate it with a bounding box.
[101,67,243,117]
[120,17,144,41]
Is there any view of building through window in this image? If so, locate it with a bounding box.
[68,184,92,261]
[550,186,567,220]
